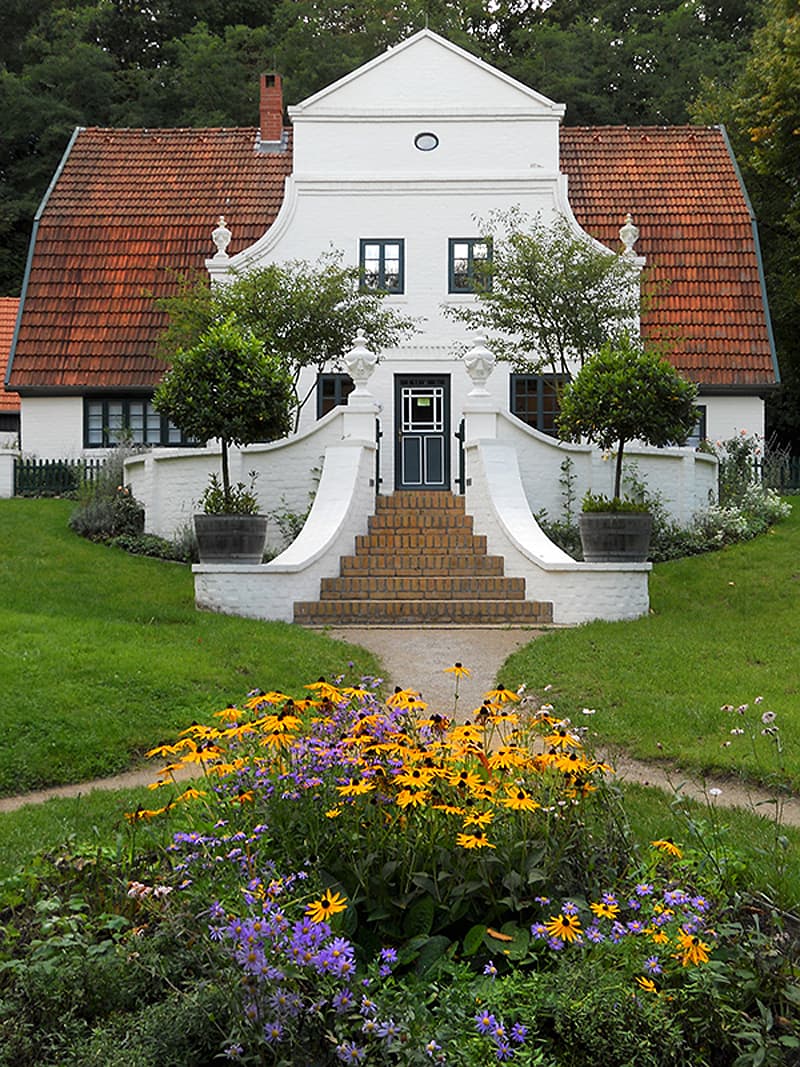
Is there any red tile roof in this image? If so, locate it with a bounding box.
[560,126,776,387]
[0,297,20,411]
[8,127,292,391]
[8,122,776,393]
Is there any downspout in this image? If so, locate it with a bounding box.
[5,126,84,391]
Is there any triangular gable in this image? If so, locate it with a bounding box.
[289,29,565,118]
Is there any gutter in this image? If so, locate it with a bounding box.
[5,126,84,391]
[718,124,780,385]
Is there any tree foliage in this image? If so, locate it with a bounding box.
[155,253,415,424]
[444,209,641,377]
[693,0,800,451]
[558,335,698,499]
[153,314,293,505]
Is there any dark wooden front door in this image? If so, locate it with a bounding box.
[394,375,450,489]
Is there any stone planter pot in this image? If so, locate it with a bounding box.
[578,512,653,563]
[194,514,268,564]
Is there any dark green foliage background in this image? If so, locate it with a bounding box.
[1,0,796,450]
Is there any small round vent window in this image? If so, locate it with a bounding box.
[414,132,439,152]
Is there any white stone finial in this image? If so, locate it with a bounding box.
[211,216,232,259]
[619,212,639,257]
[344,333,378,392]
[463,335,496,393]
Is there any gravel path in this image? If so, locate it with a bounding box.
[2,625,799,828]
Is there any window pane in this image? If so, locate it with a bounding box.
[86,402,104,445]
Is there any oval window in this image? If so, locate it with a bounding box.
[414,132,439,152]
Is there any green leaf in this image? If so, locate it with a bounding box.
[414,935,452,976]
[462,924,486,956]
[403,894,435,939]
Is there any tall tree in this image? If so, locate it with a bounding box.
[693,0,800,450]
[444,209,641,378]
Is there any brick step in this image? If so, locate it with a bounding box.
[294,599,554,626]
[319,575,526,600]
[340,553,506,576]
[367,510,474,531]
[354,531,488,553]
[376,491,465,512]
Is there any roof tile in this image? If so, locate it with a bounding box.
[8,124,775,392]
[0,297,20,411]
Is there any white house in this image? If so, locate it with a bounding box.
[5,30,776,625]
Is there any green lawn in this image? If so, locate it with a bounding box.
[500,501,800,790]
[0,499,381,797]
[1,498,800,905]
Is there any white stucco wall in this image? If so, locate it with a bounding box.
[494,412,718,524]
[194,441,377,622]
[20,397,84,459]
[0,450,16,497]
[125,406,351,550]
[701,394,765,443]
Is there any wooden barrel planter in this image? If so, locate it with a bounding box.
[578,512,653,563]
[194,514,268,564]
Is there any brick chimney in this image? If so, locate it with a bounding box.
[260,73,284,144]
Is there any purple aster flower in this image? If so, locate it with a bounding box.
[531,923,548,939]
[627,898,641,911]
[562,900,579,915]
[609,922,626,944]
[547,936,565,951]
[263,1019,284,1043]
[425,1039,442,1058]
[377,1019,401,1040]
[495,1040,514,1060]
[475,1011,497,1035]
[511,1022,528,1044]
[534,895,551,905]
[484,960,498,978]
[644,956,663,975]
[333,988,355,1013]
[224,1044,243,1060]
[635,883,654,896]
[602,891,618,906]
[335,1041,366,1063]
[360,995,378,1017]
[627,920,645,934]
[691,895,711,913]
[585,924,605,943]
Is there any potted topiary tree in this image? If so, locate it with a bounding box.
[557,335,698,561]
[153,314,293,563]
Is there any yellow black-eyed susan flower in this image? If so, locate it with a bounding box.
[305,889,348,924]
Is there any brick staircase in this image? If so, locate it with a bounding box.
[293,490,553,626]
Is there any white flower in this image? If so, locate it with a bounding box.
[730,728,745,736]
[754,696,764,704]
[761,711,776,725]
[581,707,597,716]
[708,788,722,798]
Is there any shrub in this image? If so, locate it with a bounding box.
[68,445,145,541]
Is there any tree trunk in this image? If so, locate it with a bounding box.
[614,439,626,500]
[221,437,231,506]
